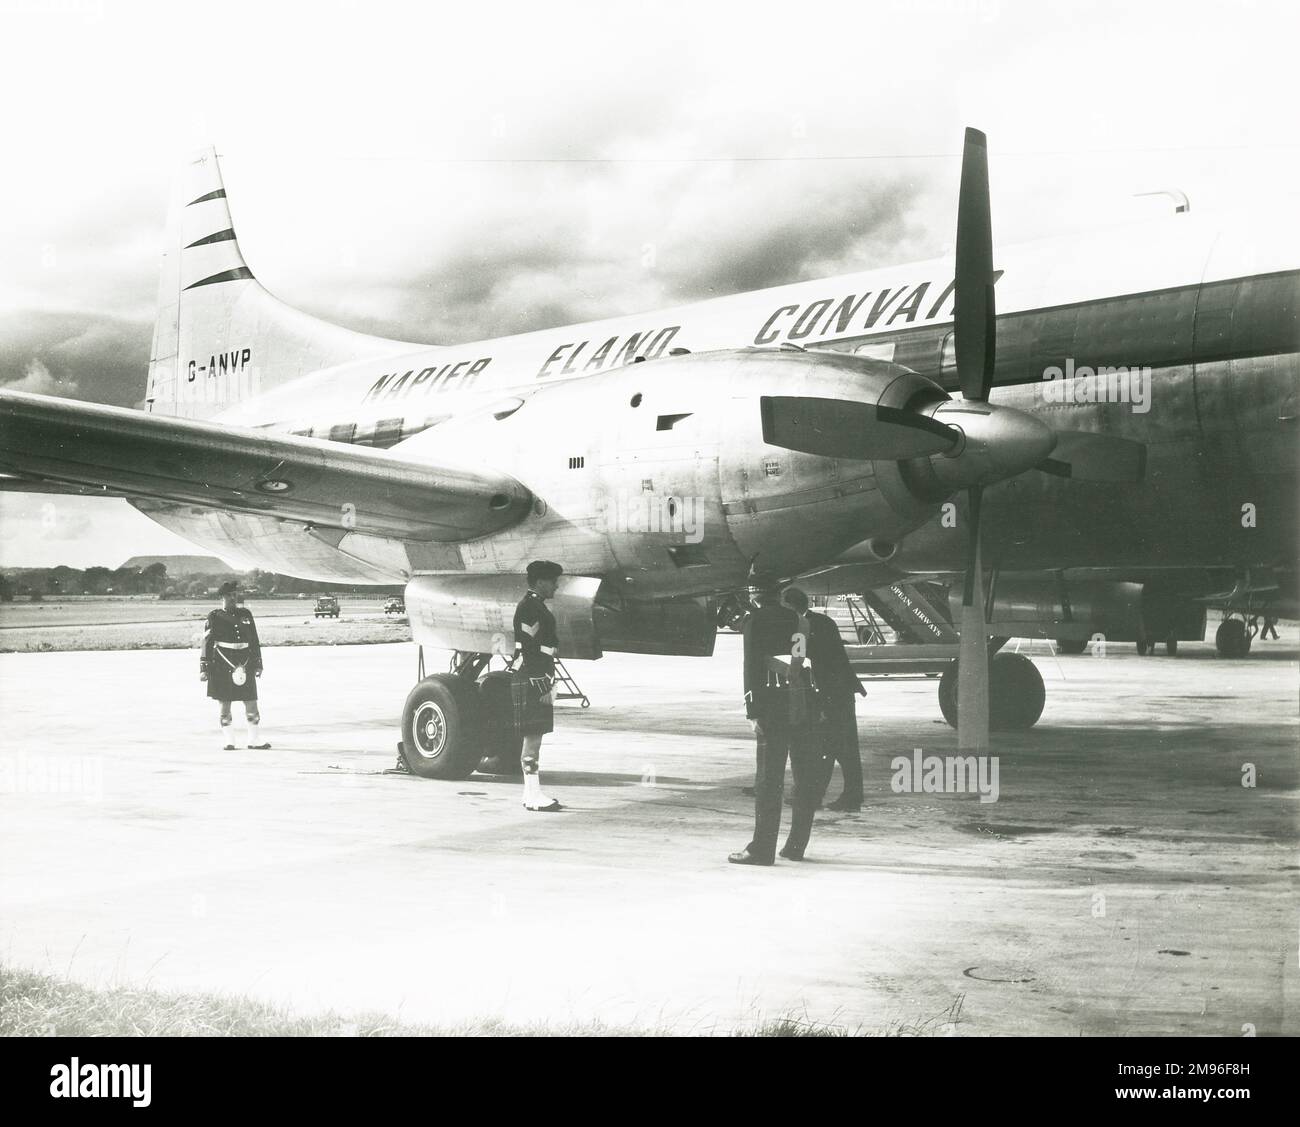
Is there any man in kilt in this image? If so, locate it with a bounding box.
[729,571,823,865]
[513,560,564,812]
[200,580,270,750]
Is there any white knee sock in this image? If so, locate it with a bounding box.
[220,722,234,748]
[247,722,260,747]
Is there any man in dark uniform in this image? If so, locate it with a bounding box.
[200,580,270,750]
[782,587,868,814]
[729,571,822,865]
[514,560,564,812]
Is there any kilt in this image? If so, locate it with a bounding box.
[511,673,554,736]
[207,653,257,702]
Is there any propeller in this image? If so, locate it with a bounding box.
[760,396,956,460]
[1037,430,1146,483]
[755,127,1148,751]
[952,127,995,754]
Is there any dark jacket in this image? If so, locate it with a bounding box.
[742,602,801,719]
[514,590,559,678]
[805,610,865,700]
[200,606,263,678]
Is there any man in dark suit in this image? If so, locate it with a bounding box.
[729,572,823,866]
[782,587,867,814]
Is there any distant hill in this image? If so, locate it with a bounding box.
[119,555,237,577]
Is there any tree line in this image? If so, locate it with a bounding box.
[0,565,401,602]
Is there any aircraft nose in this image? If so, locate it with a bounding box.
[927,401,1055,489]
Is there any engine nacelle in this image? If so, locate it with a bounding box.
[952,575,1207,643]
[404,574,716,659]
[406,574,603,659]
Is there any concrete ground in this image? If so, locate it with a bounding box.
[0,633,1296,1035]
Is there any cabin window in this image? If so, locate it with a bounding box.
[372,417,404,448]
[854,341,896,363]
[940,331,957,376]
[490,398,524,421]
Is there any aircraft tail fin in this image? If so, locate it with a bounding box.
[146,147,418,419]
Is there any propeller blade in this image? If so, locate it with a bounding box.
[1037,431,1147,484]
[760,396,956,460]
[954,127,996,404]
[956,485,990,753]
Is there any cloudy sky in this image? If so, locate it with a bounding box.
[1,0,1296,567]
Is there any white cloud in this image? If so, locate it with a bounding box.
[0,0,1296,565]
[2,358,78,398]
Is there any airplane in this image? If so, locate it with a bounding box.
[1,132,1295,777]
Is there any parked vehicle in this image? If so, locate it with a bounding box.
[314,595,340,618]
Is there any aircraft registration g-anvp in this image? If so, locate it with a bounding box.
[1,131,1295,776]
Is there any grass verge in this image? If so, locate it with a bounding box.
[1,965,901,1037]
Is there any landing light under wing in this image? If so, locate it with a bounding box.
[0,390,532,541]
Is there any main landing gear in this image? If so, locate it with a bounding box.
[937,650,1045,731]
[397,649,589,780]
[1215,616,1253,658]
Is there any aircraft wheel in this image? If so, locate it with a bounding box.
[1164,639,1178,656]
[1215,618,1251,658]
[938,663,959,727]
[937,654,1045,731]
[400,674,483,780]
[1136,638,1152,655]
[1056,638,1087,655]
[476,671,523,775]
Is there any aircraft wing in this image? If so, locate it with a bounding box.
[0,390,532,541]
[0,474,131,497]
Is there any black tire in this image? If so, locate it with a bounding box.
[1136,638,1152,655]
[1215,618,1251,658]
[476,671,523,776]
[1056,638,1087,655]
[938,662,958,726]
[400,674,483,779]
[938,653,1045,731]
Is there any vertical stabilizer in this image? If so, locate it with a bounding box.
[146,148,419,419]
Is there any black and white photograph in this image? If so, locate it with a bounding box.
[0,0,1295,1084]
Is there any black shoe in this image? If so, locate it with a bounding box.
[778,846,805,861]
[728,849,773,866]
[248,743,272,750]
[524,799,563,812]
[826,796,861,812]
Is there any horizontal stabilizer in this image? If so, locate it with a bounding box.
[0,390,532,542]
